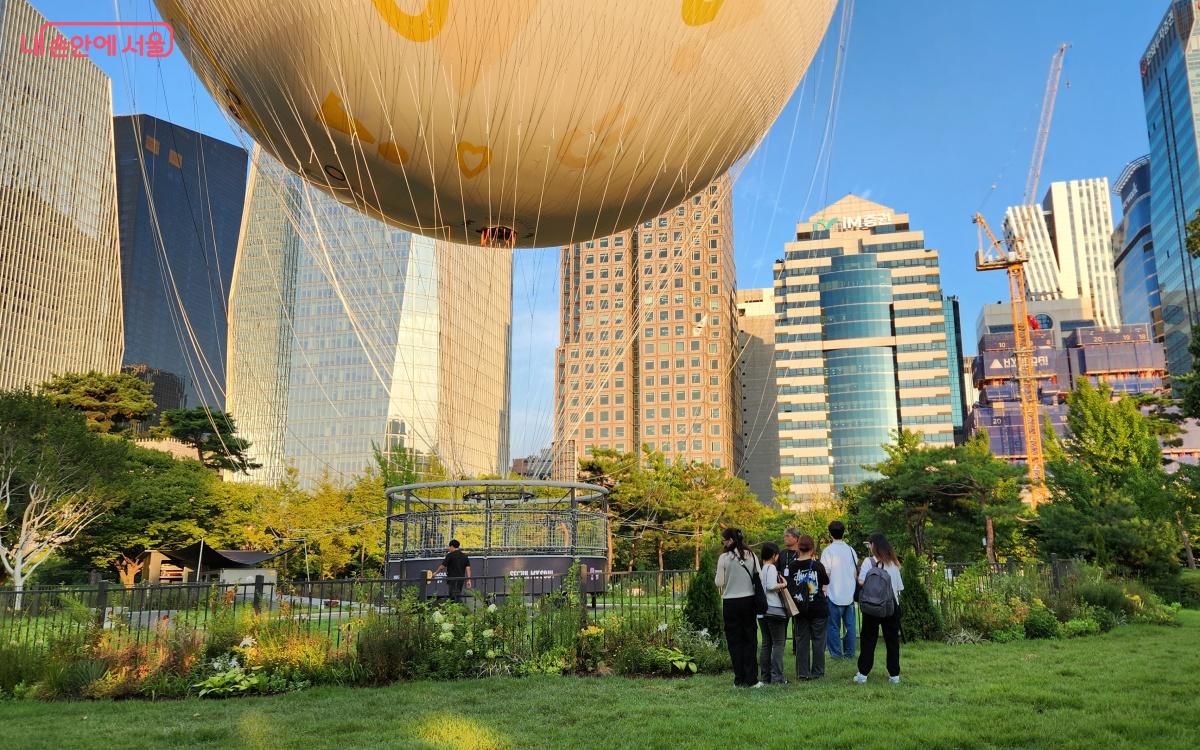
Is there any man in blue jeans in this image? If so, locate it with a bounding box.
[819,520,858,658]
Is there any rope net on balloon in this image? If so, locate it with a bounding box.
[111,0,851,498]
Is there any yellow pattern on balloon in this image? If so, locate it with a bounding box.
[372,0,450,42]
[318,92,376,143]
[379,142,409,165]
[681,0,724,26]
[456,141,491,178]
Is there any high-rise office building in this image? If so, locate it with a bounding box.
[736,288,780,505]
[113,114,248,415]
[552,176,740,480]
[1004,179,1121,328]
[0,0,123,390]
[774,196,957,498]
[943,295,968,443]
[226,151,511,487]
[1113,156,1163,342]
[976,298,1098,350]
[1142,2,1200,374]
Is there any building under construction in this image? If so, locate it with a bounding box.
[966,322,1168,460]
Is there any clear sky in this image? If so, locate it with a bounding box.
[29,0,1170,458]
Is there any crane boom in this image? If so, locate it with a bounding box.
[973,43,1067,510]
[1024,43,1068,205]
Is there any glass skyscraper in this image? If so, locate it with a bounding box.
[774,196,957,498]
[226,151,512,487]
[0,0,122,390]
[1141,1,1200,373]
[113,114,247,414]
[1113,155,1162,342]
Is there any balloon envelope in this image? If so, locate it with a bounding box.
[155,0,837,247]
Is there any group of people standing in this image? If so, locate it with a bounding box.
[714,521,904,688]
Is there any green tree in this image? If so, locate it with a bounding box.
[770,476,791,508]
[158,408,261,474]
[1040,380,1180,577]
[0,391,128,605]
[683,551,723,642]
[39,370,155,433]
[67,446,222,585]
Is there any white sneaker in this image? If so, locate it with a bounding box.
[853,673,867,684]
[751,681,765,688]
[889,676,901,684]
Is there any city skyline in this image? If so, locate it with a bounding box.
[15,0,1173,461]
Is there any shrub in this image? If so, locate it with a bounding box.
[990,624,1026,643]
[1179,569,1200,609]
[944,628,984,645]
[1061,618,1101,638]
[899,556,943,642]
[516,647,569,677]
[672,627,728,675]
[957,590,1016,639]
[0,644,46,696]
[355,608,432,683]
[683,553,722,642]
[1074,580,1132,617]
[1023,602,1060,640]
[1121,580,1180,626]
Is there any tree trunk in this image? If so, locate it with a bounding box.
[693,526,701,571]
[115,556,143,587]
[985,516,997,566]
[1179,513,1197,570]
[627,538,639,572]
[656,539,664,589]
[195,440,205,464]
[12,570,23,612]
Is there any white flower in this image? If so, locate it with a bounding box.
[441,621,453,632]
[438,631,453,643]
[657,622,668,633]
[487,603,497,613]
[239,636,256,648]
[699,628,709,636]
[465,649,474,657]
[431,610,445,623]
[481,629,494,639]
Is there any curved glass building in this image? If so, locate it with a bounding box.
[769,196,960,500]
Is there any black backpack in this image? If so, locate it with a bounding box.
[792,559,825,615]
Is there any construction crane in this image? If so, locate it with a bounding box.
[973,43,1068,510]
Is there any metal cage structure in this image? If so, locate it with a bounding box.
[384,479,608,592]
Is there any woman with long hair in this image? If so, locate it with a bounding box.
[854,531,905,685]
[714,527,761,687]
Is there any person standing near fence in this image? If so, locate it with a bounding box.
[432,540,472,601]
[821,520,858,659]
[714,527,760,687]
[854,532,904,684]
[788,535,830,680]
[757,542,790,685]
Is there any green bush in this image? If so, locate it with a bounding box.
[990,624,1026,643]
[1023,602,1060,639]
[957,590,1016,638]
[1061,618,1101,638]
[683,553,722,642]
[1121,580,1180,626]
[899,557,943,642]
[1074,580,1132,617]
[0,643,46,696]
[355,607,432,683]
[1179,570,1200,609]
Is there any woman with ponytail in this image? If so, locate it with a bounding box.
[714,527,761,687]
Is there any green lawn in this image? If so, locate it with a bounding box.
[5,612,1200,750]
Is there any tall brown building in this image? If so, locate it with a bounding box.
[552,176,740,479]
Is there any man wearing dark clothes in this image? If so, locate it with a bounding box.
[433,540,472,600]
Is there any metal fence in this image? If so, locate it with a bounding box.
[0,569,697,661]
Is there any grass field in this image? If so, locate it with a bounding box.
[5,611,1199,750]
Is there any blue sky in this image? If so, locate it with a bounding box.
[30,1,1168,457]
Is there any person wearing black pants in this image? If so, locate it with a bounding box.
[715,527,761,687]
[858,607,901,679]
[854,532,905,684]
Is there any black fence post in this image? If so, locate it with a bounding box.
[578,562,589,629]
[95,580,108,629]
[253,575,265,614]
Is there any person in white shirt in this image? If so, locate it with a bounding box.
[757,542,790,685]
[820,520,859,659]
[854,532,905,685]
[714,527,761,687]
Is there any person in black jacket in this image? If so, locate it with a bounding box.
[783,534,830,680]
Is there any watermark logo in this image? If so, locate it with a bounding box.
[20,21,174,59]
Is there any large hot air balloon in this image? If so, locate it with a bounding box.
[155,0,838,247]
